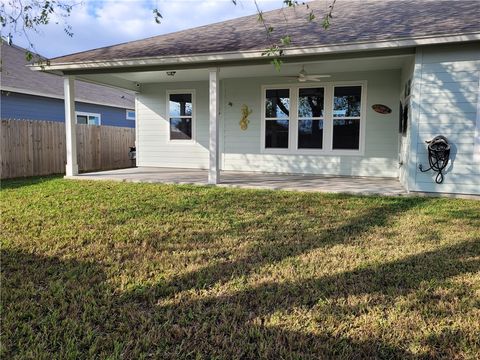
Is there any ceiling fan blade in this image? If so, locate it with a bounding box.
[306,75,331,79]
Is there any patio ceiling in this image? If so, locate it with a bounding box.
[76,52,413,91]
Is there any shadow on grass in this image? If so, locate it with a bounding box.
[1,249,109,358]
[0,175,63,190]
[143,196,432,298]
[2,196,479,358]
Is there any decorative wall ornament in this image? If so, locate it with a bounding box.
[372,104,392,114]
[239,104,253,130]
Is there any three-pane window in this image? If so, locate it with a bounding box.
[263,84,363,152]
[169,92,193,140]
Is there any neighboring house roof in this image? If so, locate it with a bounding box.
[49,0,480,66]
[1,43,135,108]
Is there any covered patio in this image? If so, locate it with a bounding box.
[31,1,480,197]
[68,167,407,196]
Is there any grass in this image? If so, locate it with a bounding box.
[1,176,479,359]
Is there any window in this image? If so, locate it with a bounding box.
[332,86,362,150]
[76,112,101,125]
[298,87,324,149]
[262,82,365,154]
[168,92,194,140]
[265,89,289,148]
[126,110,135,120]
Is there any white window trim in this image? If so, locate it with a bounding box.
[126,109,135,120]
[75,111,101,126]
[166,89,196,143]
[260,81,367,156]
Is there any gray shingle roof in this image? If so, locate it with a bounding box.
[1,43,134,108]
[50,0,480,64]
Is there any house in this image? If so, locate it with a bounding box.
[32,0,480,195]
[1,43,135,128]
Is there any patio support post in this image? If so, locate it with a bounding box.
[208,68,220,184]
[64,75,78,176]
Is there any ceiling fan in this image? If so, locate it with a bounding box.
[284,66,331,82]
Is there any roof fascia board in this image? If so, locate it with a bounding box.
[62,48,416,76]
[1,86,134,109]
[30,33,480,72]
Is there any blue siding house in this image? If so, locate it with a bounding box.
[1,43,135,128]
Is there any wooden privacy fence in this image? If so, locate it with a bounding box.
[1,119,135,179]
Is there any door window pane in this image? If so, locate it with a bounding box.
[169,93,192,116]
[265,89,290,118]
[333,86,361,117]
[298,88,324,117]
[332,119,360,149]
[266,120,289,148]
[170,118,192,140]
[298,119,323,149]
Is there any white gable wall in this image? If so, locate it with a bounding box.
[409,42,480,195]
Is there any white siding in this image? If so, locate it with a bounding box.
[222,70,401,177]
[411,42,480,195]
[136,70,401,178]
[136,82,209,169]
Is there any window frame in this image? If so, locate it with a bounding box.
[264,87,291,151]
[330,84,365,153]
[261,81,367,156]
[126,109,135,120]
[166,89,196,143]
[294,86,326,152]
[75,111,101,126]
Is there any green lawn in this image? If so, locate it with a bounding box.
[1,176,479,359]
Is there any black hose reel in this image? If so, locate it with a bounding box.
[419,135,450,184]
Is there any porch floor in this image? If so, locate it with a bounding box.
[68,167,407,196]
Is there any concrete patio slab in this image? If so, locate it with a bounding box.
[67,167,407,196]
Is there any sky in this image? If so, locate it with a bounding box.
[11,0,286,58]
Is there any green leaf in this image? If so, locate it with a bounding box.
[153,9,163,24]
[283,0,298,7]
[322,15,331,30]
[271,58,283,71]
[280,35,291,46]
[257,11,264,22]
